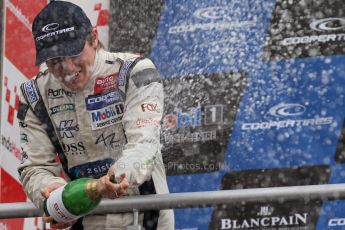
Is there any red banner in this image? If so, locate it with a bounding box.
[4,0,46,79]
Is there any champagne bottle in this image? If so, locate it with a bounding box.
[43,178,102,223]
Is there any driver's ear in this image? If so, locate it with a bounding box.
[91,27,99,48]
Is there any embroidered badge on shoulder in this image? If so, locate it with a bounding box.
[23,80,38,104]
[118,57,138,87]
[93,73,118,94]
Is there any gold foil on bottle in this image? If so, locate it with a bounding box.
[85,179,101,202]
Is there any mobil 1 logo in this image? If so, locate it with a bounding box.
[263,0,345,60]
[162,104,223,130]
[162,72,247,175]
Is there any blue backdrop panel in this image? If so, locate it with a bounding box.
[147,0,345,229]
[150,0,275,77]
[227,57,345,171]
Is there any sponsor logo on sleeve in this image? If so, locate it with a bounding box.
[141,102,161,113]
[85,90,121,110]
[136,118,161,128]
[93,73,118,94]
[89,103,124,130]
[119,57,138,87]
[23,80,38,104]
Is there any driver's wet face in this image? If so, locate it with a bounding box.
[46,40,96,91]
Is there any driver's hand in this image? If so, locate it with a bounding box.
[41,182,77,229]
[97,173,129,199]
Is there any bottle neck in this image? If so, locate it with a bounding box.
[84,179,102,201]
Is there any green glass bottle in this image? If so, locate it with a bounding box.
[43,178,102,223]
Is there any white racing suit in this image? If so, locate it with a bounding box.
[17,49,174,230]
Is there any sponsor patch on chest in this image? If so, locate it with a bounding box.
[89,102,124,130]
[50,104,76,115]
[93,73,118,94]
[85,90,121,110]
[69,158,115,179]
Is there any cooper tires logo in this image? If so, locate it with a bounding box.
[169,3,254,34]
[42,23,59,32]
[267,103,306,117]
[328,218,345,226]
[193,7,230,21]
[310,18,345,31]
[242,102,333,131]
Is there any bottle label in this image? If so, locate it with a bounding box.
[46,185,80,223]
